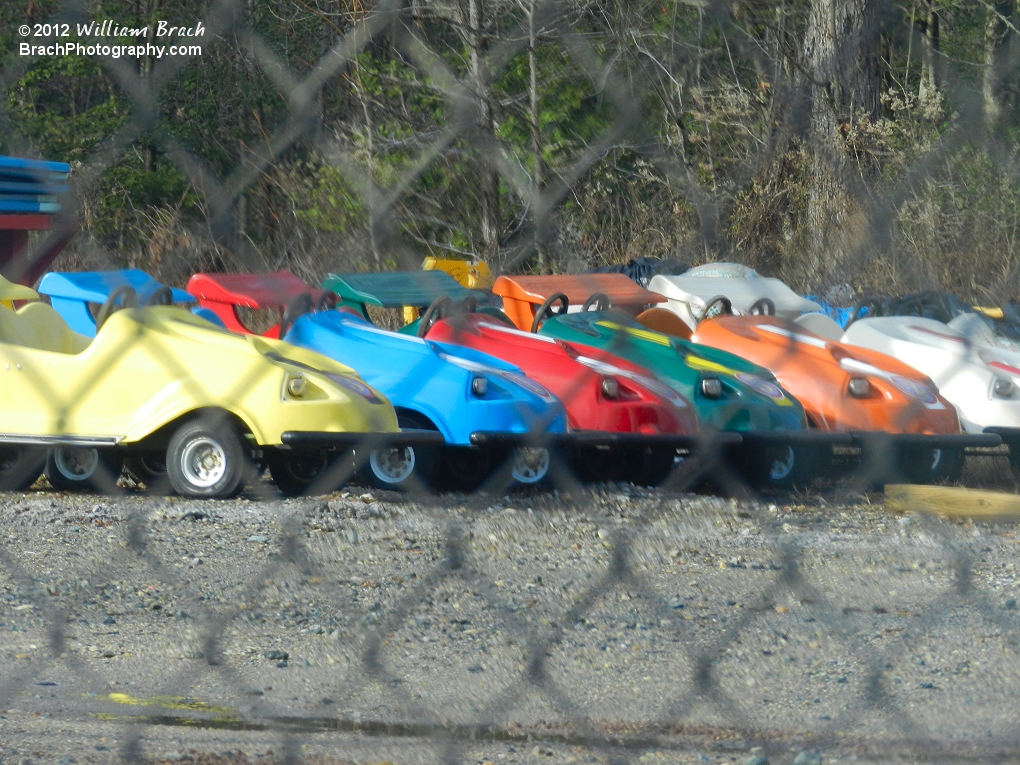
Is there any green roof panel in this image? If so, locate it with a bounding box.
[322,270,476,308]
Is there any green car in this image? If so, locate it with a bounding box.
[540,309,807,434]
[324,270,829,487]
[536,311,842,490]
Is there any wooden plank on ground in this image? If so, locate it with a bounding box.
[886,484,1020,520]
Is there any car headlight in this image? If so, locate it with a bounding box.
[848,378,871,398]
[286,376,307,398]
[700,377,723,399]
[601,376,621,399]
[994,376,1015,398]
[471,376,489,396]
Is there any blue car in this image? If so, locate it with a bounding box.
[38,269,223,335]
[44,269,571,493]
[284,306,570,491]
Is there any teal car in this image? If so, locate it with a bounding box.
[325,270,837,488]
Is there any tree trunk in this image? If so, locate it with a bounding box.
[801,0,881,288]
[138,0,158,173]
[354,56,381,266]
[465,0,501,261]
[983,0,1015,129]
[918,2,940,102]
[529,0,549,273]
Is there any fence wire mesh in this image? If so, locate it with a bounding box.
[2,0,1020,763]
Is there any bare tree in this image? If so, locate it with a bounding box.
[918,0,940,100]
[801,0,882,287]
[983,0,1015,129]
[464,0,503,259]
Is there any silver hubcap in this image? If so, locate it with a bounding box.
[180,438,227,488]
[55,447,99,481]
[930,448,942,472]
[769,447,796,481]
[370,447,416,484]
[511,447,550,484]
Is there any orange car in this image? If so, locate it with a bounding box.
[689,315,987,479]
[494,273,996,483]
[691,317,956,432]
[492,273,668,330]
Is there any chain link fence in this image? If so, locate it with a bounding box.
[2,0,1020,762]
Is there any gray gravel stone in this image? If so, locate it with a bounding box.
[793,751,822,765]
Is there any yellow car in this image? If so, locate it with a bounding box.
[0,279,414,498]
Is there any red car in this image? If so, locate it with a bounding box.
[186,271,324,337]
[422,310,704,485]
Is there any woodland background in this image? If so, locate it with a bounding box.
[3,0,1020,303]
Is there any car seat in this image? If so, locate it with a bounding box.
[636,307,693,339]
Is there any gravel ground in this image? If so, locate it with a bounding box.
[1,457,1020,764]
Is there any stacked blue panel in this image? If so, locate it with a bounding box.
[0,155,70,214]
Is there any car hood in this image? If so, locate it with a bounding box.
[294,310,525,375]
[111,306,368,383]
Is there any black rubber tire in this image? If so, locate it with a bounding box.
[354,414,440,493]
[268,449,337,497]
[626,445,678,487]
[434,446,500,492]
[481,446,557,493]
[570,446,634,484]
[0,446,46,491]
[166,418,252,498]
[44,447,123,493]
[898,446,965,484]
[124,451,172,494]
[728,442,817,490]
[357,444,439,493]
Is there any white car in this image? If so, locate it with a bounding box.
[647,263,1006,477]
[648,263,822,329]
[841,315,1020,438]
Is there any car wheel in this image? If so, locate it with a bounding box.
[359,445,436,491]
[508,447,551,485]
[729,442,816,490]
[476,446,560,493]
[898,446,964,484]
[124,451,171,494]
[0,446,46,491]
[45,447,123,493]
[269,449,343,497]
[436,447,495,492]
[356,414,439,493]
[627,445,678,487]
[570,446,631,484]
[166,419,252,498]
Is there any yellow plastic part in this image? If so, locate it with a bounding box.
[973,305,1004,319]
[423,257,494,289]
[0,274,40,310]
[0,304,397,445]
